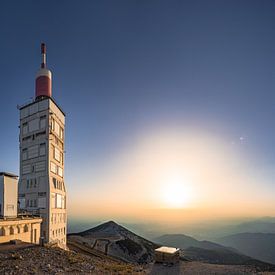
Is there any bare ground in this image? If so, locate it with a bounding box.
[148,261,275,275]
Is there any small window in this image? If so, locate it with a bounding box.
[60,128,64,140]
[39,143,46,156]
[50,162,57,174]
[22,123,28,135]
[54,147,61,162]
[58,167,63,177]
[22,148,28,160]
[40,116,46,129]
[53,178,57,188]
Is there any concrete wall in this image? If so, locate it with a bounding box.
[0,218,42,244]
[3,176,18,217]
[0,175,18,218]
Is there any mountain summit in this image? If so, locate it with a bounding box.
[69,221,158,263]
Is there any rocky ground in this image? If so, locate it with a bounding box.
[149,261,275,275]
[0,243,145,274]
[1,242,275,274]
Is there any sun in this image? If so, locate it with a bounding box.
[160,174,194,208]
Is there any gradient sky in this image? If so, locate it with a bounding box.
[1,0,275,223]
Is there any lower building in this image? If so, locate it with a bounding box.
[0,172,18,218]
[0,172,42,245]
[0,216,42,244]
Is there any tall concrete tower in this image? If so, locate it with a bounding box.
[18,43,67,247]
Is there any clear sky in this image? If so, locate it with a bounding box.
[1,0,275,224]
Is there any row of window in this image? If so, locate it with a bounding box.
[26,178,38,189]
[26,199,38,207]
[51,213,66,224]
[51,227,66,238]
[22,143,46,161]
[22,161,46,175]
[22,116,47,135]
[19,197,46,209]
[50,162,63,177]
[53,178,65,191]
[22,131,46,142]
[50,119,64,140]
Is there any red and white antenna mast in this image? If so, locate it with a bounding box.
[41,43,46,68]
[35,42,52,99]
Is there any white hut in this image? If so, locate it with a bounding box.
[155,246,180,264]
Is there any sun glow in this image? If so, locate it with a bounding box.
[159,173,194,208]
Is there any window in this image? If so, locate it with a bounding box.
[40,116,46,129]
[28,145,39,159]
[54,147,61,162]
[53,178,57,188]
[39,143,46,156]
[56,194,62,208]
[22,123,28,135]
[58,167,63,177]
[22,164,31,175]
[60,128,64,140]
[38,197,46,208]
[54,121,60,136]
[28,118,39,132]
[22,148,28,160]
[50,162,57,174]
[36,161,46,172]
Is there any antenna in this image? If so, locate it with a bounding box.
[41,43,46,68]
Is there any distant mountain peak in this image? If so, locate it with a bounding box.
[69,221,157,264]
[77,220,139,239]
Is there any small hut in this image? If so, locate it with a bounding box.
[155,246,180,264]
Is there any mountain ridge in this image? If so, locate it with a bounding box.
[217,232,275,264]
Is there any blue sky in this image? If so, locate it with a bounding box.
[1,0,275,220]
